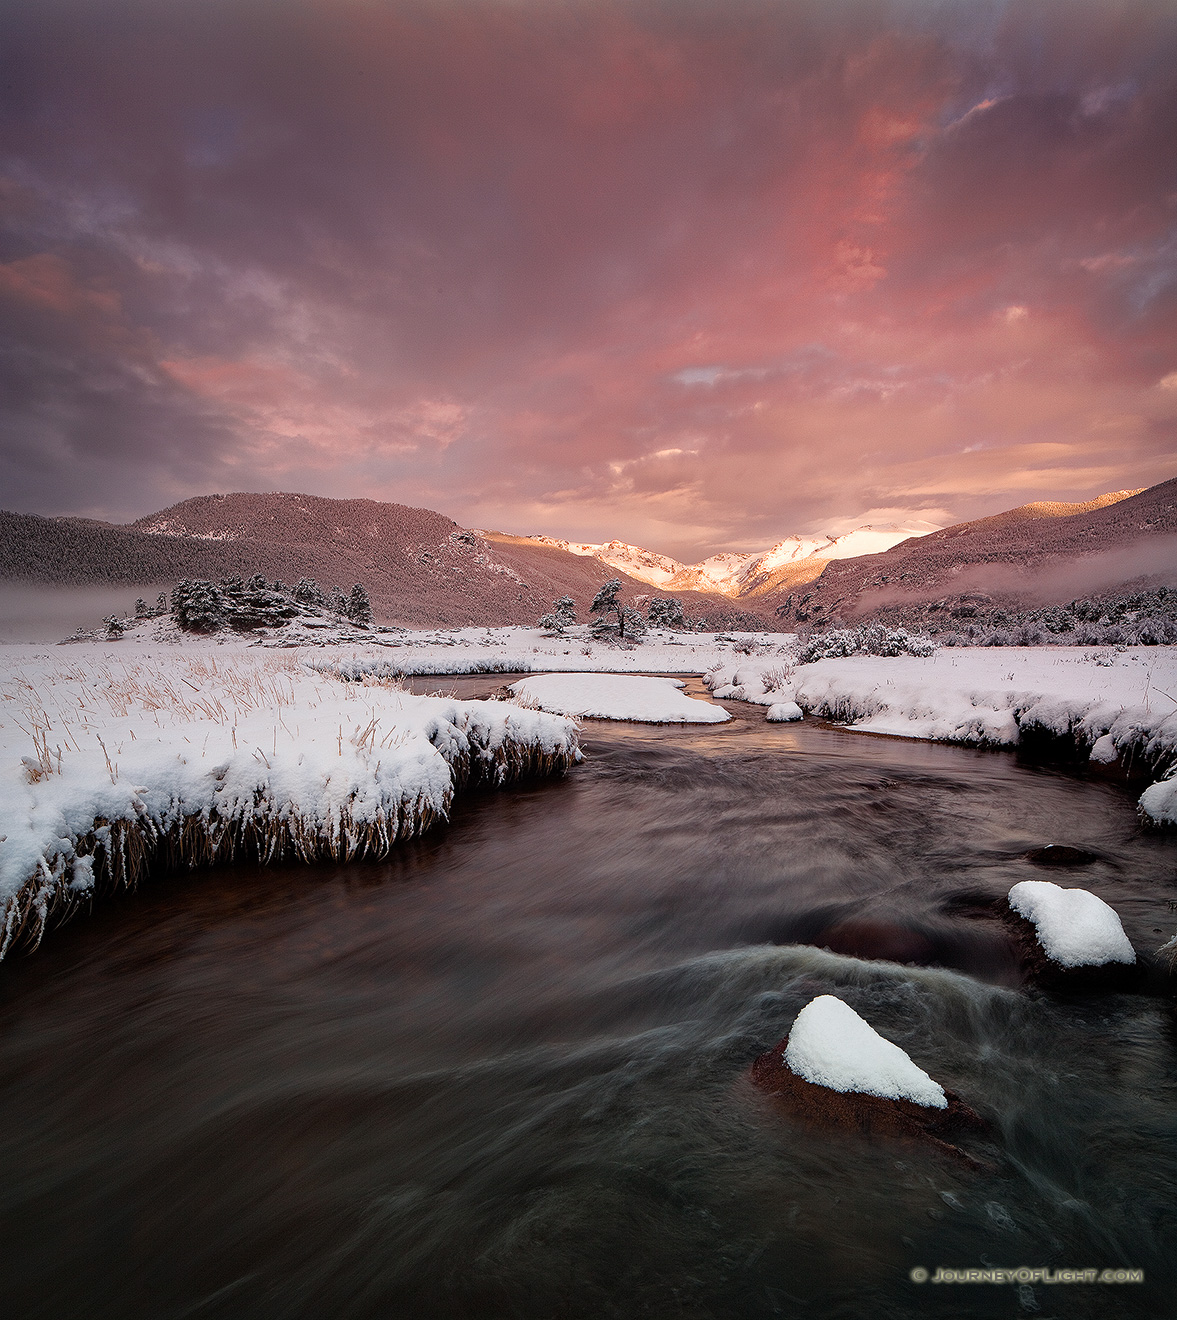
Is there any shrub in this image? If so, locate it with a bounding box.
[538,595,576,633]
[796,624,934,664]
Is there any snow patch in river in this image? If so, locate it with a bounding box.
[509,672,730,723]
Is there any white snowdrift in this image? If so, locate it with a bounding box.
[705,647,1177,823]
[0,647,578,956]
[784,995,947,1109]
[766,701,803,722]
[1138,777,1177,826]
[1007,880,1135,968]
[509,673,730,723]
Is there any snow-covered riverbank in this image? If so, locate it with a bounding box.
[0,642,579,956]
[5,626,1177,957]
[704,645,1177,818]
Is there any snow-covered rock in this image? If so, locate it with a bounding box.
[1007,880,1135,968]
[1089,733,1119,764]
[508,673,730,724]
[1139,776,1177,826]
[782,995,947,1108]
[766,701,803,722]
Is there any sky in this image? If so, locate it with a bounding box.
[1,0,1176,561]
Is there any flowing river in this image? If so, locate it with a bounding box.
[1,676,1175,1319]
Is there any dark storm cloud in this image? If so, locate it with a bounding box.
[1,0,1175,554]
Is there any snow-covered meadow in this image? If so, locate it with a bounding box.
[0,641,578,956]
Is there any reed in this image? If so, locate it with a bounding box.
[1,697,578,959]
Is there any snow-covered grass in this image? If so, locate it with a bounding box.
[706,645,1177,823]
[306,622,790,677]
[0,643,578,957]
[784,995,947,1108]
[507,673,730,723]
[1007,880,1135,968]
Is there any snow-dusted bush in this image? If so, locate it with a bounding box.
[797,630,860,662]
[797,624,934,664]
[760,663,795,693]
[538,594,576,634]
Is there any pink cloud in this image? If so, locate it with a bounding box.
[0,0,1174,553]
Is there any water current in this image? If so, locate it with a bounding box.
[1,676,1175,1318]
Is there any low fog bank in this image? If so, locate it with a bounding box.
[856,536,1177,614]
[0,585,154,642]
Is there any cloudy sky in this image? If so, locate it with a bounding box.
[2,0,1175,559]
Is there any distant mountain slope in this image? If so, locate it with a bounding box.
[480,533,768,629]
[0,493,766,629]
[771,482,1175,624]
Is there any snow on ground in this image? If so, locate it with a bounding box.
[1007,880,1136,968]
[5,621,1177,957]
[508,673,730,723]
[705,645,1177,822]
[0,640,578,955]
[300,622,789,677]
[784,995,948,1108]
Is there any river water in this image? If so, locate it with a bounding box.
[1,676,1175,1319]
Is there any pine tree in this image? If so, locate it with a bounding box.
[590,578,624,634]
[293,578,325,609]
[347,583,373,625]
[171,580,226,632]
[647,597,685,629]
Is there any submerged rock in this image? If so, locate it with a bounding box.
[750,996,988,1167]
[818,918,939,967]
[1025,844,1099,867]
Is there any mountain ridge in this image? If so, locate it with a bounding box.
[0,482,1171,631]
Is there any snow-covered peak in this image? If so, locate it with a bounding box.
[784,995,948,1108]
[818,522,939,560]
[527,536,689,588]
[516,520,939,596]
[744,523,936,579]
[687,553,759,591]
